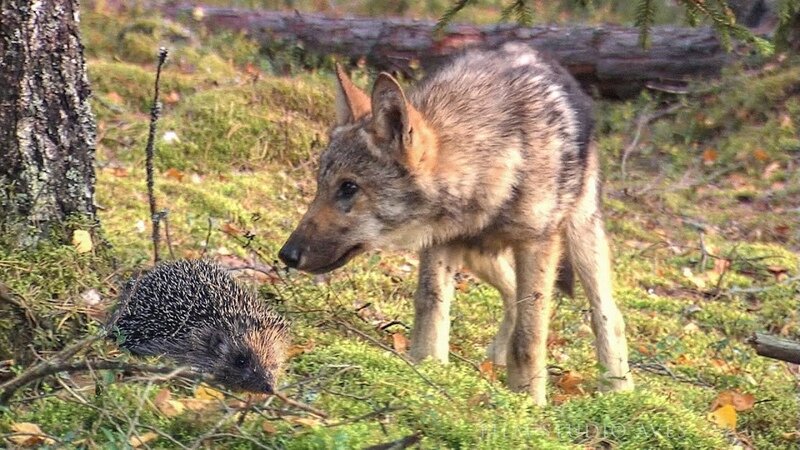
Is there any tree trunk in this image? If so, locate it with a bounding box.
[161,5,730,98]
[0,0,98,242]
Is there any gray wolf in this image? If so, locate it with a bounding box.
[279,43,633,404]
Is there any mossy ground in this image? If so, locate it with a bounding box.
[1,5,798,450]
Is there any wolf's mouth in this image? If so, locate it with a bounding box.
[307,244,364,274]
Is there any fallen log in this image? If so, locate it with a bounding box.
[161,4,730,98]
[748,332,800,365]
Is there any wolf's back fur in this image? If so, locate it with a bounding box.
[280,43,634,404]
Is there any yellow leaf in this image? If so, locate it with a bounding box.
[195,384,224,401]
[707,404,736,430]
[72,229,93,254]
[9,422,55,446]
[391,332,408,353]
[129,431,159,448]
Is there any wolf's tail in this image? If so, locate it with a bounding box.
[556,254,575,298]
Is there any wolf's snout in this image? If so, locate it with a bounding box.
[278,242,302,268]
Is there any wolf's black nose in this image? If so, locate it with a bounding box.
[278,243,301,268]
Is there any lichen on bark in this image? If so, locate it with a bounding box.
[0,0,98,243]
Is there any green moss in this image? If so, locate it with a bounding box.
[553,391,727,449]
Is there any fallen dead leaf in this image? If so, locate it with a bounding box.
[289,416,322,427]
[708,404,736,430]
[106,91,123,104]
[129,431,159,448]
[164,91,181,104]
[752,148,769,162]
[164,167,185,182]
[110,167,128,177]
[8,422,55,447]
[713,258,731,275]
[711,390,756,412]
[702,148,718,165]
[287,339,315,358]
[72,229,93,254]
[154,388,185,417]
[479,359,496,382]
[220,222,242,235]
[392,332,409,353]
[262,421,278,434]
[195,384,224,401]
[556,371,585,395]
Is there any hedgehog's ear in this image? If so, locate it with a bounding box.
[205,329,228,353]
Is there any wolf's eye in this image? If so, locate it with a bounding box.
[338,181,359,199]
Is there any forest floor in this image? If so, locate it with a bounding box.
[1,4,799,449]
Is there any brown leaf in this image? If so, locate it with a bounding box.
[106,91,123,104]
[220,222,242,235]
[287,339,315,358]
[702,148,718,165]
[479,359,496,382]
[8,422,55,447]
[164,167,185,182]
[109,167,129,177]
[713,258,731,275]
[753,148,769,162]
[392,332,408,353]
[164,91,181,104]
[262,421,278,434]
[154,388,185,417]
[556,371,585,395]
[711,390,756,412]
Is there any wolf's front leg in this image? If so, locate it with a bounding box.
[410,245,462,363]
[507,235,561,406]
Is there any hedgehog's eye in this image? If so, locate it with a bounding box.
[234,355,248,368]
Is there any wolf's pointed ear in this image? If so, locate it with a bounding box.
[334,64,371,126]
[370,73,435,172]
[370,73,410,145]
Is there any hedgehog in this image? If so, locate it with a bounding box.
[107,259,289,394]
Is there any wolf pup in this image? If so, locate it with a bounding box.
[279,43,633,404]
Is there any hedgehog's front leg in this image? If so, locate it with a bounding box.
[409,245,463,363]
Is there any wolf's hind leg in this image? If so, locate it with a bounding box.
[565,157,634,391]
[410,245,463,363]
[463,250,516,366]
[507,234,561,406]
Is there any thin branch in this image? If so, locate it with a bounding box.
[273,390,329,418]
[0,359,209,405]
[621,103,683,182]
[162,209,176,260]
[145,48,169,264]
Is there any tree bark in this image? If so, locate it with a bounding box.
[0,0,98,241]
[748,332,800,364]
[162,5,730,98]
